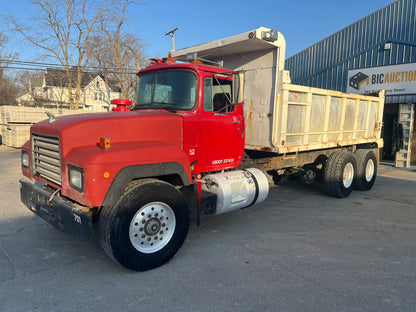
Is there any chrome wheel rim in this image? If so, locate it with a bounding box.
[365,159,375,182]
[129,202,176,254]
[343,163,354,188]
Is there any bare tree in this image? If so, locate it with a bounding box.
[9,0,131,109]
[0,76,21,106]
[0,32,18,80]
[0,32,20,106]
[16,70,40,93]
[90,0,147,100]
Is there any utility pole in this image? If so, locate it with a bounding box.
[165,27,179,51]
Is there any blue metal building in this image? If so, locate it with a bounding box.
[285,0,416,167]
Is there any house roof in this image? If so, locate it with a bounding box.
[45,68,121,92]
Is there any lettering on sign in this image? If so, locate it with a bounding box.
[212,158,234,165]
[347,63,416,95]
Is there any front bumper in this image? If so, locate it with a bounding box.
[20,179,93,241]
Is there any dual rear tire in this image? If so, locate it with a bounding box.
[354,149,377,191]
[324,149,377,198]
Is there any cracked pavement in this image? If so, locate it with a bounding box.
[1,145,416,312]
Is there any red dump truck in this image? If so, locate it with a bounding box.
[20,27,385,271]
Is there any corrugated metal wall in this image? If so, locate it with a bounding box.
[284,0,416,103]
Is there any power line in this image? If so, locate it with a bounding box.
[1,59,138,75]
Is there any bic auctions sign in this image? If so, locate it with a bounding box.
[347,63,416,96]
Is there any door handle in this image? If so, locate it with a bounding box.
[232,121,241,124]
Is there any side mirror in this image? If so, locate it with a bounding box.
[232,71,244,104]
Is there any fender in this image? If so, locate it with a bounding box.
[60,141,191,207]
[101,162,191,207]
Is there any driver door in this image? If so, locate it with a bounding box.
[200,76,244,171]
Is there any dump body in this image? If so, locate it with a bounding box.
[268,84,384,154]
[171,27,384,154]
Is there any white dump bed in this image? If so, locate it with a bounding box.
[272,84,384,153]
[171,27,385,154]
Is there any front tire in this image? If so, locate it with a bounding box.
[324,151,357,198]
[99,179,189,271]
[354,149,377,191]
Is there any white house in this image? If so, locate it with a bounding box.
[17,68,122,111]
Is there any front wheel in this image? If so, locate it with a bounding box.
[99,179,189,271]
[324,151,357,198]
[354,149,377,191]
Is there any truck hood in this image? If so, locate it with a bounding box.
[30,110,184,157]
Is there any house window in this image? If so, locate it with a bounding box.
[48,89,55,99]
[94,92,105,101]
[96,81,100,88]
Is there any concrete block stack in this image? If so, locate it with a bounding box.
[0,106,86,148]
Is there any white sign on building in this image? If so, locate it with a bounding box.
[347,62,416,95]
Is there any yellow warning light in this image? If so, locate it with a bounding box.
[281,140,285,146]
[103,172,110,178]
[100,137,111,149]
[249,32,254,39]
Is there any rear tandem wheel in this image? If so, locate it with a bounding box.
[324,151,357,198]
[354,149,377,191]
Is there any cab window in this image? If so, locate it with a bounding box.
[203,76,233,113]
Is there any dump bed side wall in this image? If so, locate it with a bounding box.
[245,83,384,153]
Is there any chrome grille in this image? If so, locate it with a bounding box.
[32,133,62,186]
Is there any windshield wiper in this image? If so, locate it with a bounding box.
[132,102,177,113]
[132,104,154,110]
[152,102,177,113]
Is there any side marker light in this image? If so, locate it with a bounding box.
[100,137,111,149]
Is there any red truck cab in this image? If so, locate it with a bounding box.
[20,57,268,271]
[21,59,245,206]
[135,58,245,175]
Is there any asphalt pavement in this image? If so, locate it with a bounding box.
[0,145,415,312]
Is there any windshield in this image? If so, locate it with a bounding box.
[135,70,196,111]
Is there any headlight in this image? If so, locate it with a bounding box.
[68,165,84,192]
[21,150,29,168]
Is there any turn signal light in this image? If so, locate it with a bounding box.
[100,137,111,149]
